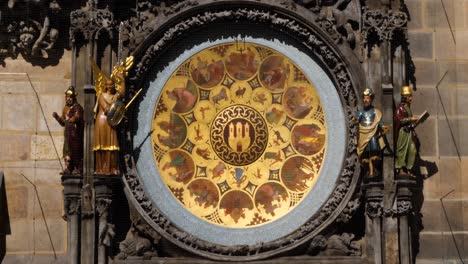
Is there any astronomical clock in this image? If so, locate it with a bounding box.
[118,1,361,261]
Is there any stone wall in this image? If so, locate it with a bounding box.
[407,0,468,262]
[0,53,71,263]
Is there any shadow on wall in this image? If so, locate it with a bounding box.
[0,172,11,262]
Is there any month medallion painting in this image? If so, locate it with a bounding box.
[151,42,327,228]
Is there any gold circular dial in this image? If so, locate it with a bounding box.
[152,42,327,227]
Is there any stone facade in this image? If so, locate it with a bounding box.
[0,53,71,263]
[0,0,467,263]
[406,0,468,262]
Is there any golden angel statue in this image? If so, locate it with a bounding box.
[90,56,134,175]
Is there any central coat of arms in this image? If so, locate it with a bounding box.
[211,105,268,166]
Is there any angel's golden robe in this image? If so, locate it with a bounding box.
[90,56,133,175]
[93,92,121,175]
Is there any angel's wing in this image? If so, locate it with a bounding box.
[110,56,134,95]
[89,57,110,97]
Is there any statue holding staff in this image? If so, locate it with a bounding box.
[53,86,84,174]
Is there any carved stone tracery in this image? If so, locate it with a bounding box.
[70,1,114,45]
[295,0,361,51]
[361,8,408,45]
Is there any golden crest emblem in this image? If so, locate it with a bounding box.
[211,105,268,166]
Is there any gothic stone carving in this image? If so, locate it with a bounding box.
[119,1,199,55]
[61,175,83,220]
[363,182,384,218]
[63,198,81,221]
[383,200,412,217]
[336,196,361,223]
[81,183,94,219]
[115,215,160,260]
[307,233,361,256]
[296,0,361,50]
[70,2,114,45]
[361,8,408,45]
[96,198,115,247]
[365,200,383,218]
[119,0,359,56]
[121,2,360,260]
[0,0,69,65]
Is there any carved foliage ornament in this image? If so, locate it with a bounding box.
[63,198,81,220]
[70,5,114,44]
[122,4,359,260]
[365,200,383,218]
[362,9,408,44]
[383,200,413,217]
[0,0,69,64]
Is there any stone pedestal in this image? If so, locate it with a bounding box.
[95,175,121,264]
[62,174,83,264]
[364,181,384,264]
[394,175,418,264]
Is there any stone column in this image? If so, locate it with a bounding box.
[70,3,115,263]
[364,181,384,264]
[362,4,410,263]
[95,175,121,264]
[393,176,417,264]
[62,175,83,264]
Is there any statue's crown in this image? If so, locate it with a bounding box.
[401,86,412,96]
[65,86,78,97]
[363,88,374,97]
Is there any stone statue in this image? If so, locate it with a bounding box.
[307,233,361,256]
[1,0,64,59]
[395,86,425,176]
[90,56,133,175]
[355,88,389,177]
[53,86,84,174]
[115,224,157,260]
[32,0,61,57]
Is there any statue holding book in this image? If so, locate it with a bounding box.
[394,86,429,176]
